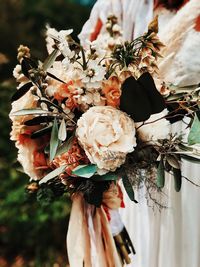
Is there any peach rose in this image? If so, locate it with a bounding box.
[76,106,136,172]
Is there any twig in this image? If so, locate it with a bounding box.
[182,175,200,188]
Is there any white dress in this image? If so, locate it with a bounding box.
[79,1,200,266]
[120,1,200,267]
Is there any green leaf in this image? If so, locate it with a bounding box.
[56,135,74,156]
[21,57,38,78]
[156,160,165,188]
[92,173,118,181]
[166,93,185,101]
[122,174,138,203]
[178,143,193,152]
[173,168,182,192]
[188,114,200,145]
[196,110,200,121]
[166,155,180,169]
[58,119,67,141]
[47,72,65,83]
[72,165,97,178]
[50,119,59,161]
[43,49,59,71]
[11,82,33,102]
[31,125,52,139]
[39,165,67,184]
[11,109,50,116]
[24,116,54,126]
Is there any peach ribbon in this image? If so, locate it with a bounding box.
[67,194,122,267]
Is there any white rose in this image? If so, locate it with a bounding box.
[135,109,171,142]
[76,106,136,172]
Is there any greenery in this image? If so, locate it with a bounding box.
[0,0,92,265]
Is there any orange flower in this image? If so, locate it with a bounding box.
[53,138,89,176]
[102,77,121,107]
[18,133,32,145]
[33,150,49,170]
[54,81,73,100]
[54,81,78,110]
[65,96,77,110]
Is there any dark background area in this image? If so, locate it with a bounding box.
[0,0,94,266]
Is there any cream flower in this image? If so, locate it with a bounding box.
[80,60,106,89]
[76,91,106,112]
[17,141,39,180]
[13,64,29,83]
[47,28,74,59]
[76,106,136,172]
[10,90,38,141]
[135,109,171,142]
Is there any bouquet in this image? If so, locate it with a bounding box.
[10,16,200,266]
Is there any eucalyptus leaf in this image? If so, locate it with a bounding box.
[39,165,67,185]
[164,160,172,172]
[122,174,138,203]
[167,93,185,101]
[23,57,38,68]
[196,110,200,121]
[72,165,97,178]
[47,72,65,83]
[173,168,182,192]
[43,49,59,71]
[166,155,180,169]
[56,135,74,156]
[58,119,67,141]
[156,160,165,188]
[11,82,33,102]
[50,119,59,161]
[11,109,50,116]
[188,114,200,145]
[178,143,193,152]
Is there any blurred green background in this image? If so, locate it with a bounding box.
[0,0,94,266]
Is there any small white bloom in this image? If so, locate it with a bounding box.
[81,60,106,89]
[13,64,28,83]
[59,43,75,59]
[48,28,73,42]
[89,39,107,59]
[58,29,73,39]
[13,64,21,79]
